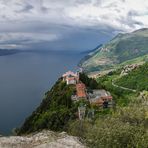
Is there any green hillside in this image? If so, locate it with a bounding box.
[69,67,148,148]
[17,78,76,134]
[69,94,148,148]
[17,68,148,147]
[17,74,99,135]
[115,62,148,91]
[80,28,148,72]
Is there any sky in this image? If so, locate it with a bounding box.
[0,0,148,51]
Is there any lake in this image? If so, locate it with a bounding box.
[0,51,84,135]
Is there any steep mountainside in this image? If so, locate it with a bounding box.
[80,28,148,72]
[18,78,76,134]
[18,74,99,135]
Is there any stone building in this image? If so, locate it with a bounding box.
[89,89,113,107]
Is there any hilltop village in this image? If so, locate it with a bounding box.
[62,69,113,111]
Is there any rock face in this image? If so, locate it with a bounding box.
[0,130,85,148]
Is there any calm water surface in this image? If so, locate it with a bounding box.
[0,51,84,134]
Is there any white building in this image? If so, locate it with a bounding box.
[62,71,79,85]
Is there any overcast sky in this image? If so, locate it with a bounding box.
[0,0,148,51]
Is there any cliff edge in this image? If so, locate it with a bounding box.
[0,130,85,148]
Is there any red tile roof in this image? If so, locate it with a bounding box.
[76,83,87,98]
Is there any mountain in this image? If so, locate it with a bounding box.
[0,49,20,56]
[80,28,148,72]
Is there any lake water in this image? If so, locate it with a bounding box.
[0,51,84,135]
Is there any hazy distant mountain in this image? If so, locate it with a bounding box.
[0,49,20,56]
[80,28,148,72]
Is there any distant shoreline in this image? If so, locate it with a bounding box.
[0,49,21,57]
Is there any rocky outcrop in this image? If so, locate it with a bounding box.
[0,130,85,148]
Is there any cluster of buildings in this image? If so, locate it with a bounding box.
[62,69,113,108]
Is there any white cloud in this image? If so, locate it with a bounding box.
[0,32,60,49]
[0,0,148,49]
[0,0,147,31]
[0,44,24,49]
[64,0,148,31]
[0,32,60,43]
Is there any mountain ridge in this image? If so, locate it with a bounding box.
[80,28,148,72]
[0,49,21,56]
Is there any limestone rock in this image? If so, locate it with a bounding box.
[0,130,85,148]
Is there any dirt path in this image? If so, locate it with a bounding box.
[112,78,137,92]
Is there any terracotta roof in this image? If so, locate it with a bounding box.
[76,83,86,98]
[76,83,86,88]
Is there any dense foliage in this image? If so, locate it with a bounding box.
[79,72,100,89]
[96,70,135,106]
[68,92,148,148]
[18,78,77,134]
[18,63,148,147]
[18,73,99,135]
[116,62,148,91]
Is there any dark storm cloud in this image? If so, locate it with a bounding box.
[0,0,147,50]
[18,4,34,12]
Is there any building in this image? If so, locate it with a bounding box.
[89,89,113,107]
[62,71,79,85]
[76,82,87,99]
[66,77,77,85]
[90,96,113,107]
[62,71,77,80]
